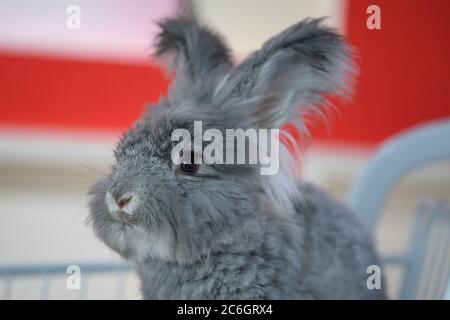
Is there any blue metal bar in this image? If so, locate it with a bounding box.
[0,262,131,277]
[381,255,410,266]
[348,119,450,232]
[444,277,450,300]
[40,274,51,300]
[115,273,127,300]
[78,276,89,300]
[2,276,12,300]
[421,208,450,299]
[400,205,430,299]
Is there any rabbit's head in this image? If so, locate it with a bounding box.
[89,17,355,264]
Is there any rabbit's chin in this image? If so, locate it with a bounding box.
[101,222,174,263]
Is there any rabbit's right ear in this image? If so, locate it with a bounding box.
[215,18,356,131]
[155,17,232,103]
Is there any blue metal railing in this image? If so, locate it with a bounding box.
[0,262,132,300]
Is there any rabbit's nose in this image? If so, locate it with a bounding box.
[105,191,139,216]
[117,195,132,209]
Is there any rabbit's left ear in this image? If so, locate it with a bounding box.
[155,17,232,103]
[215,18,356,130]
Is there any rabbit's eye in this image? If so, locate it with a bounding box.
[180,162,199,174]
[179,151,200,174]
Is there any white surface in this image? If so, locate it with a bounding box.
[0,0,177,63]
[195,0,346,56]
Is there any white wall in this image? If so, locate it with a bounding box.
[0,0,177,62]
[194,0,346,56]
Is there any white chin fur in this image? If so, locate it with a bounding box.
[261,131,302,216]
[104,223,174,263]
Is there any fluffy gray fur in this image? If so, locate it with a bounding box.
[88,16,385,299]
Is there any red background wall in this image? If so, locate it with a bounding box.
[0,0,449,145]
[312,0,450,145]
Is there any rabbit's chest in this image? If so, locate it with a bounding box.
[137,252,280,299]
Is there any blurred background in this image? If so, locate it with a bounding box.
[0,0,449,299]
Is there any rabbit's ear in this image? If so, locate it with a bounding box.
[216,18,356,130]
[155,17,232,103]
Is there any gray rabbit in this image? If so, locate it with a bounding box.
[89,16,386,299]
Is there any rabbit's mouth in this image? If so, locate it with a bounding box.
[115,210,137,227]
